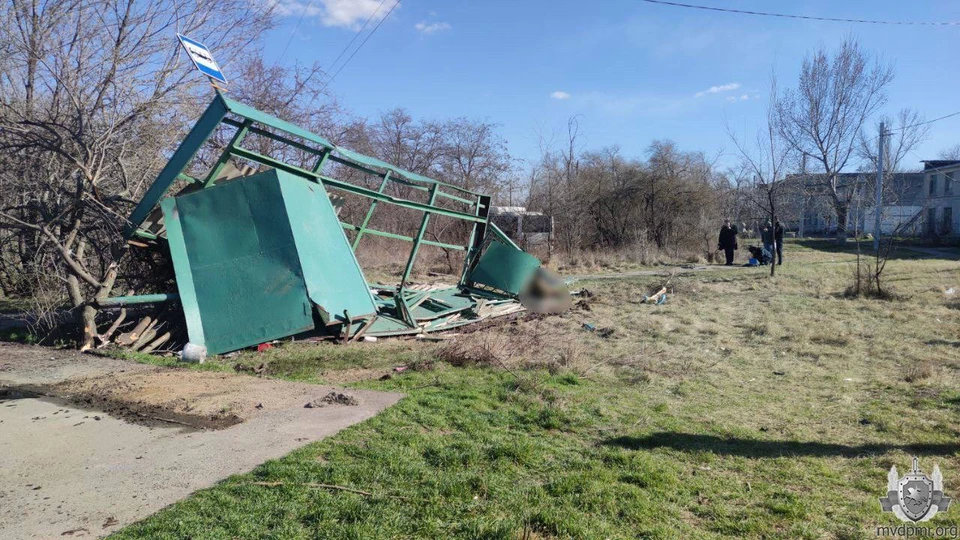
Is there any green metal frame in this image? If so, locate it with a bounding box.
[124,92,524,335]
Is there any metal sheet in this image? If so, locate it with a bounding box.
[466,240,541,296]
[164,171,315,354]
[277,171,377,324]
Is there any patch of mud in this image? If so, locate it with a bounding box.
[305,391,359,408]
[16,368,362,430]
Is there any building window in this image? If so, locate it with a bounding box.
[930,174,939,196]
[944,207,954,235]
[948,172,955,195]
[928,207,937,235]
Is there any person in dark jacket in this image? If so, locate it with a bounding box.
[718,219,738,265]
[761,221,774,261]
[774,220,784,265]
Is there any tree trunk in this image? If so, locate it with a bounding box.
[835,204,848,245]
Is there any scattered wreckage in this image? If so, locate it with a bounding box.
[99,93,568,360]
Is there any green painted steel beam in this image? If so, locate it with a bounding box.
[133,230,158,240]
[160,197,205,347]
[352,172,391,250]
[489,222,522,250]
[394,184,440,327]
[460,194,492,286]
[422,239,467,251]
[126,95,228,237]
[312,149,331,172]
[333,146,481,197]
[223,117,329,159]
[97,293,179,307]
[340,222,466,250]
[203,119,252,187]
[228,146,488,224]
[401,184,440,287]
[325,154,479,206]
[220,95,335,150]
[341,222,412,242]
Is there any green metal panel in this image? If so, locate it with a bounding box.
[163,171,315,354]
[467,240,541,296]
[161,197,205,347]
[277,170,377,324]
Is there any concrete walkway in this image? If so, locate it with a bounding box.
[0,346,403,539]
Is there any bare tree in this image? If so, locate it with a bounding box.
[857,109,928,175]
[937,144,960,160]
[438,117,513,196]
[730,80,793,277]
[776,37,894,244]
[0,0,274,347]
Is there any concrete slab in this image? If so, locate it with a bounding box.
[0,344,403,539]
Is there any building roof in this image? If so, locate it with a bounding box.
[922,160,960,171]
[784,171,925,204]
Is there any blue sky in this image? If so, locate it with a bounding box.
[255,0,960,171]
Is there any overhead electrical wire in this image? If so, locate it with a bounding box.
[277,0,316,66]
[320,0,400,91]
[640,0,960,26]
[324,0,389,78]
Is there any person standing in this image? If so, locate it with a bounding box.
[761,221,774,264]
[774,220,784,266]
[718,219,739,266]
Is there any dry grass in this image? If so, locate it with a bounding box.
[116,239,960,539]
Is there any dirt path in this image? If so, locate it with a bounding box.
[0,343,403,539]
[567,263,743,281]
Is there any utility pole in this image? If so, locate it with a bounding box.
[873,122,885,252]
[799,154,807,239]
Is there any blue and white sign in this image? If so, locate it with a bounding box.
[177,34,227,84]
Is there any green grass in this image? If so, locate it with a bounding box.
[111,240,960,539]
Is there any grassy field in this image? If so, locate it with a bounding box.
[111,240,960,539]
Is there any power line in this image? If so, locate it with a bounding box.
[277,0,316,66]
[896,110,960,132]
[640,0,960,26]
[861,109,960,145]
[324,0,389,78]
[320,0,400,92]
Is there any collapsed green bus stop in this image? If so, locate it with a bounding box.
[109,93,566,358]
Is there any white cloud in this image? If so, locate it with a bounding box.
[695,82,740,97]
[550,91,571,100]
[415,21,451,34]
[726,96,737,103]
[740,94,749,100]
[263,0,397,29]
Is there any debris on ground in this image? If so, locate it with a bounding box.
[582,323,615,338]
[305,392,359,408]
[641,286,668,305]
[99,95,570,359]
